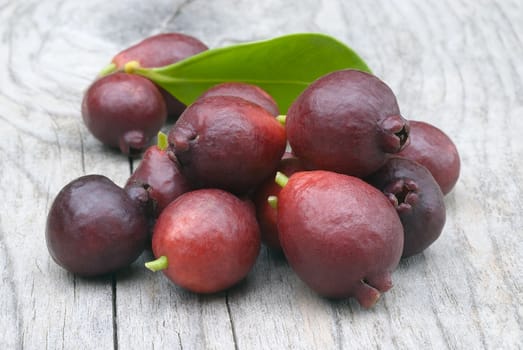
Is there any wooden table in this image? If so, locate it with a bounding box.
[1,0,522,349]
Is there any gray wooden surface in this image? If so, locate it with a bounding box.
[1,0,522,349]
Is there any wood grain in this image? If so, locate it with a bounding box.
[1,0,522,349]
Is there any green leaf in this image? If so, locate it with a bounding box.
[128,33,371,113]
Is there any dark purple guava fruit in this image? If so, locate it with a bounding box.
[111,33,208,119]
[168,95,287,194]
[125,144,191,218]
[277,170,404,308]
[286,69,410,178]
[46,175,148,276]
[397,120,460,195]
[81,73,167,155]
[366,157,446,258]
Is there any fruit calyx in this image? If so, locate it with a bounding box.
[384,178,419,213]
[354,272,393,308]
[170,129,199,154]
[145,255,168,272]
[125,181,157,217]
[168,127,200,168]
[379,115,410,153]
[353,280,381,308]
[119,130,147,155]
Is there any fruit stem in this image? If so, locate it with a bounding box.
[124,60,142,74]
[276,115,287,126]
[145,256,168,272]
[99,63,117,77]
[157,131,168,151]
[126,65,192,105]
[267,195,278,209]
[275,171,289,188]
[129,65,182,85]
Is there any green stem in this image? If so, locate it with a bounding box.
[130,65,183,85]
[145,256,168,272]
[276,115,287,126]
[267,195,278,209]
[275,171,289,188]
[157,131,168,151]
[99,63,117,77]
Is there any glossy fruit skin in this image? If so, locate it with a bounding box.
[112,33,208,69]
[82,73,167,154]
[286,69,410,178]
[366,157,446,258]
[152,189,261,293]
[46,175,148,277]
[252,157,305,251]
[397,120,460,195]
[112,33,208,119]
[124,145,191,218]
[277,170,404,307]
[198,82,280,116]
[169,96,287,194]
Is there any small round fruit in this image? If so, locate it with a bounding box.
[197,82,280,116]
[286,69,410,178]
[397,120,460,195]
[277,170,404,308]
[169,96,287,194]
[46,175,148,276]
[125,138,191,218]
[111,33,208,119]
[112,33,208,69]
[82,73,167,154]
[149,189,261,293]
[366,157,446,258]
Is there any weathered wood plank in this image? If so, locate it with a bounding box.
[115,252,237,350]
[0,1,127,349]
[0,102,118,349]
[0,0,522,349]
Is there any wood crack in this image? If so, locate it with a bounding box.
[157,0,196,34]
[225,292,239,350]
[112,275,118,350]
[0,218,23,349]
